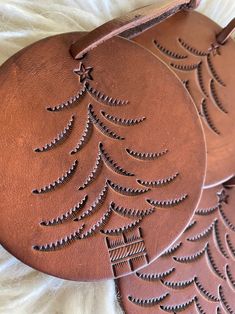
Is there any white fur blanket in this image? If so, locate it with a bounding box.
[0,0,234,313]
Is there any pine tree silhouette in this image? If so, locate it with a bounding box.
[153,37,227,136]
[118,185,235,313]
[32,61,186,275]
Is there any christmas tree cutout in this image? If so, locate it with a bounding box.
[153,37,227,135]
[32,61,186,275]
[123,187,235,312]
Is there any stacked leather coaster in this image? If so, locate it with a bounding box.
[118,183,235,313]
[0,0,234,313]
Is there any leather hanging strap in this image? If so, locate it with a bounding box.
[70,0,201,59]
[216,18,235,45]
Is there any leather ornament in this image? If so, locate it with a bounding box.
[117,180,235,313]
[131,11,235,187]
[0,32,205,280]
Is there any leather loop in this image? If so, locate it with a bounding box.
[187,0,201,9]
[70,0,201,59]
[216,18,235,45]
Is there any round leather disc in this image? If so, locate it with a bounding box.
[117,182,235,313]
[133,11,235,188]
[0,32,205,281]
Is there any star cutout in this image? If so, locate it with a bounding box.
[208,43,221,56]
[217,189,229,205]
[74,62,93,83]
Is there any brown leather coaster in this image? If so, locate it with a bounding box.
[117,182,235,313]
[0,32,205,281]
[132,11,235,188]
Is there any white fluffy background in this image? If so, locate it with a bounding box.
[0,0,234,313]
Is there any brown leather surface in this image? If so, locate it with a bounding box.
[132,11,235,187]
[0,32,205,281]
[70,0,201,59]
[117,181,235,313]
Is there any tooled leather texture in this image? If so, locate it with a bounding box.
[132,11,235,188]
[117,182,235,313]
[0,32,205,281]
